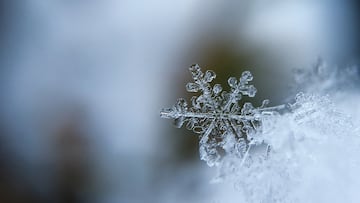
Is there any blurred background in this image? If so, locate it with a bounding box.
[0,0,359,202]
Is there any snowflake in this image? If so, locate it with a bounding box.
[160,64,285,166]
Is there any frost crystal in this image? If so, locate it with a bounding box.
[160,64,285,166]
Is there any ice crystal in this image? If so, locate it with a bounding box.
[160,64,285,166]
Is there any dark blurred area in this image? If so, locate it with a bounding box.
[0,1,359,203]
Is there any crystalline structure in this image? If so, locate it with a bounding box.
[160,64,285,166]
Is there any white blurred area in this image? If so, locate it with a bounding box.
[0,0,358,202]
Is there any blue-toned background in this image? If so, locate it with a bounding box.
[0,1,359,202]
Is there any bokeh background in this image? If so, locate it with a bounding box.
[0,1,359,202]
